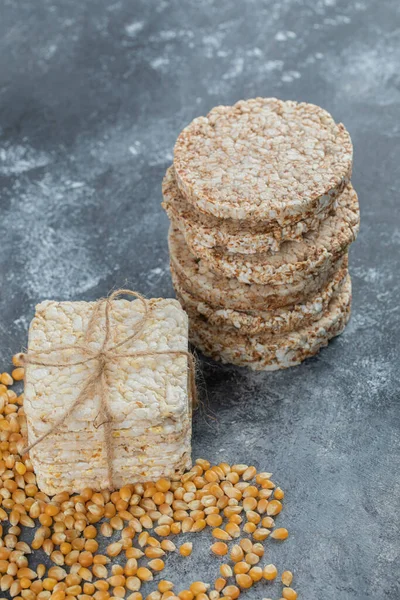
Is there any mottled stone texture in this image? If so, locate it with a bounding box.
[0,0,399,598]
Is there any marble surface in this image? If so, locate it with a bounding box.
[0,0,399,598]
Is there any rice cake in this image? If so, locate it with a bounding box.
[176,183,359,285]
[172,263,348,336]
[162,165,340,254]
[24,297,192,495]
[174,97,353,224]
[189,275,352,370]
[169,225,349,312]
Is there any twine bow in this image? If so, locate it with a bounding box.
[20,289,197,489]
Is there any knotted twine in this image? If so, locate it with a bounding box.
[19,289,197,489]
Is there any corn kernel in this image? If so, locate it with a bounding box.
[189,582,209,596]
[220,564,233,578]
[235,574,252,589]
[179,543,193,557]
[263,564,278,581]
[281,570,293,586]
[210,542,228,556]
[266,500,282,516]
[270,528,288,540]
[222,585,240,599]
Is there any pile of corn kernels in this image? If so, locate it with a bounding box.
[0,356,297,600]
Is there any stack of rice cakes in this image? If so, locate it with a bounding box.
[24,298,192,495]
[163,98,359,370]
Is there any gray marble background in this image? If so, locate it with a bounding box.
[0,0,399,598]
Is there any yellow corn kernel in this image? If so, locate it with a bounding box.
[137,567,153,582]
[178,591,193,600]
[92,564,108,579]
[155,479,171,493]
[191,519,206,533]
[158,581,174,594]
[242,522,256,534]
[108,575,125,587]
[214,578,226,592]
[241,466,256,481]
[12,368,25,382]
[225,522,240,538]
[182,517,194,533]
[245,510,260,525]
[242,498,257,512]
[220,564,233,578]
[212,528,231,541]
[242,485,258,498]
[248,566,263,582]
[251,543,264,557]
[210,542,228,556]
[266,500,282,516]
[15,461,27,475]
[0,373,13,386]
[222,585,240,599]
[148,559,165,572]
[160,540,176,553]
[189,582,209,596]
[281,571,293,586]
[206,513,223,528]
[257,498,269,514]
[154,525,171,537]
[145,547,165,559]
[229,514,242,526]
[126,577,141,592]
[239,539,252,553]
[261,516,275,528]
[270,528,288,540]
[245,552,259,566]
[179,543,193,557]
[230,545,244,563]
[235,574,252,589]
[233,562,250,575]
[170,522,181,534]
[263,564,278,581]
[252,528,270,541]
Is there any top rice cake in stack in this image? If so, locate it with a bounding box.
[173,97,353,229]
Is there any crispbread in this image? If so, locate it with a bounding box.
[177,183,359,285]
[162,165,340,254]
[24,298,192,495]
[169,225,349,311]
[189,275,352,370]
[172,264,348,336]
[174,98,352,224]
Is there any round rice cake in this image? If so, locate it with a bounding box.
[177,183,359,285]
[174,97,353,224]
[172,263,348,336]
[162,165,339,254]
[189,275,352,370]
[168,225,349,312]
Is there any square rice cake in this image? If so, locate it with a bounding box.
[23,297,192,495]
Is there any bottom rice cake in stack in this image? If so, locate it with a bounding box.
[187,277,352,371]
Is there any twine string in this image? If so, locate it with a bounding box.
[20,289,196,488]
